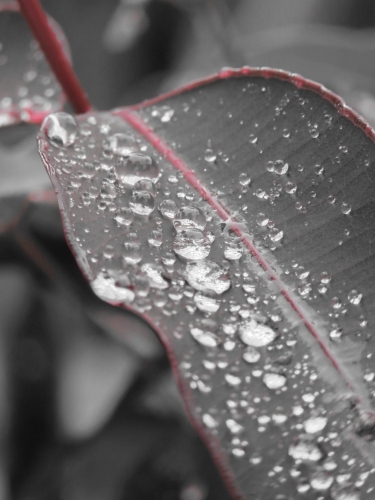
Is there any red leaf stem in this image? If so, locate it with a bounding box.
[17,0,92,114]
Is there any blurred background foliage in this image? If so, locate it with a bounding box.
[2,0,375,498]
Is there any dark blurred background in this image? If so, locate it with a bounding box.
[2,0,375,498]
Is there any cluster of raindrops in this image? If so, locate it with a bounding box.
[38,100,375,499]
[0,9,67,126]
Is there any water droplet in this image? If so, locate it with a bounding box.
[91,273,134,303]
[141,263,169,289]
[329,326,343,342]
[304,416,327,434]
[159,199,178,219]
[42,112,77,147]
[288,435,324,462]
[331,484,360,500]
[226,419,244,434]
[123,235,142,264]
[129,191,155,216]
[151,105,174,123]
[100,183,117,200]
[114,207,134,226]
[274,160,288,175]
[320,271,331,284]
[266,161,274,172]
[310,471,334,491]
[269,228,284,242]
[190,327,219,347]
[285,182,297,194]
[148,230,163,247]
[204,148,216,162]
[249,134,258,144]
[224,241,243,260]
[194,290,220,313]
[314,164,324,175]
[243,347,261,364]
[225,374,241,386]
[173,206,206,232]
[103,132,138,156]
[173,228,212,260]
[202,413,219,429]
[116,152,159,186]
[328,195,336,204]
[185,261,231,294]
[133,178,156,196]
[348,290,362,305]
[238,319,277,347]
[263,372,286,390]
[341,202,352,215]
[239,173,251,187]
[309,127,319,139]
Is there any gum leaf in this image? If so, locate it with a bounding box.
[38,68,375,500]
[0,2,70,127]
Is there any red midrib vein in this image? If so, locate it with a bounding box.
[119,108,363,400]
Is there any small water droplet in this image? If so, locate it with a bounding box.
[274,160,288,175]
[341,202,352,215]
[116,152,159,186]
[249,134,258,144]
[225,374,241,386]
[304,416,327,434]
[329,326,343,342]
[285,182,297,194]
[314,164,324,175]
[310,471,334,491]
[226,419,244,434]
[129,191,155,216]
[269,228,284,242]
[238,319,277,347]
[256,213,269,226]
[239,172,251,187]
[224,241,243,260]
[204,148,217,162]
[243,347,261,364]
[151,105,174,123]
[186,261,231,294]
[42,112,77,147]
[133,178,156,196]
[103,132,138,156]
[263,372,286,390]
[190,327,219,347]
[114,207,134,226]
[173,206,206,232]
[202,413,219,429]
[194,290,221,313]
[173,228,212,260]
[159,199,178,219]
[348,290,362,305]
[123,235,142,264]
[288,435,324,462]
[91,273,134,303]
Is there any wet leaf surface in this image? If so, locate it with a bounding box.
[38,70,375,499]
[0,2,69,127]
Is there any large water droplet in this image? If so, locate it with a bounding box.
[186,261,231,294]
[224,241,243,260]
[238,319,277,347]
[129,191,155,216]
[173,206,206,232]
[116,152,159,186]
[42,112,77,147]
[103,132,139,156]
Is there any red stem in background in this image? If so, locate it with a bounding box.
[17,0,92,114]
